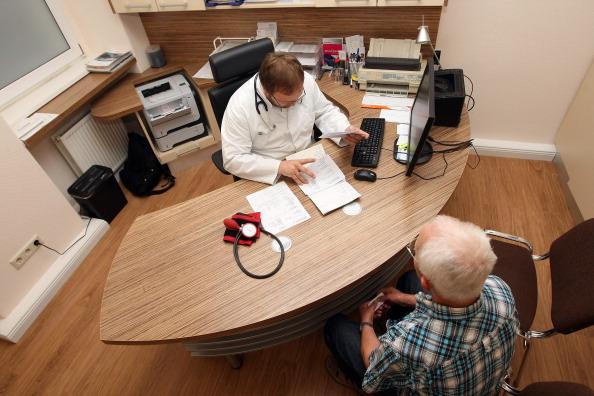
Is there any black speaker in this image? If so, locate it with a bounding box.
[434,69,466,127]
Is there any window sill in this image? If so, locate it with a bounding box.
[1,56,90,130]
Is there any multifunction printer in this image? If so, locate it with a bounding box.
[135,74,207,151]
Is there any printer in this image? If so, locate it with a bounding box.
[135,74,207,152]
[358,39,426,95]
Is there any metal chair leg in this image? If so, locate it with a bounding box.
[225,354,243,369]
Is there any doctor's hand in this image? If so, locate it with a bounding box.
[344,125,369,144]
[279,159,316,185]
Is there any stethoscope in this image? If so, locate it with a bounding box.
[224,218,285,280]
[254,74,276,131]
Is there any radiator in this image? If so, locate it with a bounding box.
[53,113,128,176]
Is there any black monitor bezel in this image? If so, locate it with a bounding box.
[406,58,436,177]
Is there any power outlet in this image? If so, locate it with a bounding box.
[9,235,40,270]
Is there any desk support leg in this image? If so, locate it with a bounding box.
[225,354,243,369]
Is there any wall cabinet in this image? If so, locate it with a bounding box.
[315,0,376,7]
[377,0,443,6]
[111,0,204,13]
[110,0,441,12]
[156,0,205,11]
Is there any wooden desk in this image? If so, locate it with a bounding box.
[23,58,136,148]
[91,64,219,165]
[99,75,470,363]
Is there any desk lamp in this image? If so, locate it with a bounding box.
[416,16,442,70]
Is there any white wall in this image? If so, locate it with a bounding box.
[437,0,594,146]
[5,1,152,206]
[0,116,84,319]
[61,0,151,72]
[555,60,594,219]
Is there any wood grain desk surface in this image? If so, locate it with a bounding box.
[99,73,471,344]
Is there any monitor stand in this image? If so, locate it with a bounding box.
[394,140,433,165]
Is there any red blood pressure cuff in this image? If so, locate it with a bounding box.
[223,212,261,246]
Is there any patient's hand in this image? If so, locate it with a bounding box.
[380,286,416,307]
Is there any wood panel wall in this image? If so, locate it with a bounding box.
[140,7,441,64]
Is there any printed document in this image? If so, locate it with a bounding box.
[286,144,326,161]
[298,155,361,215]
[362,94,414,110]
[246,182,310,234]
[380,109,411,124]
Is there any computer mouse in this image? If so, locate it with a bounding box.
[354,169,377,182]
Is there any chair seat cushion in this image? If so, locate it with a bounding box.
[490,239,538,332]
[549,218,594,334]
[520,381,594,396]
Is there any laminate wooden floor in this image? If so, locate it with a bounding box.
[1,156,592,395]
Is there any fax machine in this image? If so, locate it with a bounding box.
[358,38,426,95]
[136,74,207,152]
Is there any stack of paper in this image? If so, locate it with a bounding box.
[395,124,410,162]
[256,22,278,45]
[297,154,361,215]
[246,182,311,234]
[86,50,133,73]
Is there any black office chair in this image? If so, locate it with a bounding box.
[486,218,594,381]
[207,38,275,179]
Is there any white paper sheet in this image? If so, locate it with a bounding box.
[397,124,410,136]
[14,113,58,140]
[246,182,310,234]
[298,155,345,196]
[286,144,325,160]
[309,182,361,215]
[362,94,414,110]
[194,62,213,80]
[319,131,349,139]
[380,109,411,124]
[290,44,318,53]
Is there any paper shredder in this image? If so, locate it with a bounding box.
[68,165,127,223]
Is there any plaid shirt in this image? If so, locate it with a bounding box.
[362,275,519,395]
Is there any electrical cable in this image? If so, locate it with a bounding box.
[376,147,406,180]
[412,153,449,180]
[34,217,92,255]
[467,143,481,169]
[464,74,476,111]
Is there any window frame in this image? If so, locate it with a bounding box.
[0,0,84,108]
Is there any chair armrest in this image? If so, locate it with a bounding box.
[500,375,521,395]
[484,229,550,261]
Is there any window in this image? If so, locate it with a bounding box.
[0,0,83,107]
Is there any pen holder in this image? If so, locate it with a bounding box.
[349,61,364,81]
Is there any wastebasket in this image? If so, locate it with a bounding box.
[68,165,127,223]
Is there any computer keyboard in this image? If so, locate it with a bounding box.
[351,118,385,168]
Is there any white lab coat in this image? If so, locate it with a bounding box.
[221,73,350,184]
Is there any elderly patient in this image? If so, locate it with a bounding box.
[325,215,519,395]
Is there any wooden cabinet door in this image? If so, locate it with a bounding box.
[156,0,206,11]
[377,0,443,6]
[111,0,157,13]
[316,0,376,7]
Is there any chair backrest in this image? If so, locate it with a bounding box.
[549,218,594,334]
[207,38,275,128]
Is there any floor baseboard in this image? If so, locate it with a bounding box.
[472,138,557,161]
[0,218,109,343]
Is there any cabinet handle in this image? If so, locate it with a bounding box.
[158,1,189,7]
[125,2,153,9]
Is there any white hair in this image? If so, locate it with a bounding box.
[415,215,496,304]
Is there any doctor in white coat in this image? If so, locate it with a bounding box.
[221,53,368,185]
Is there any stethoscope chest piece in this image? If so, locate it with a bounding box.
[240,223,258,238]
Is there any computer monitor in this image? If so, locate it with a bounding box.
[396,58,435,176]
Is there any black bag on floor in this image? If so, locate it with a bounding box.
[120,133,175,196]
